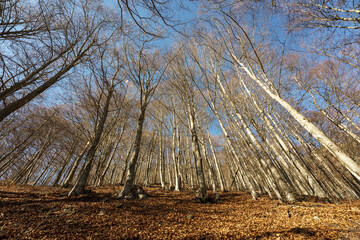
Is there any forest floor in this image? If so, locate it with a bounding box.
[0,185,359,239]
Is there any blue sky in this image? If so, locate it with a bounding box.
[103,0,200,47]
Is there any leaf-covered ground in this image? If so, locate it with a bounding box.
[0,185,359,239]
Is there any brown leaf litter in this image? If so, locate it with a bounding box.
[0,185,359,239]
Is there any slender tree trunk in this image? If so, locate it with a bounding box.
[158,122,165,189]
[53,140,78,186]
[69,88,113,196]
[293,77,360,144]
[0,121,47,166]
[33,158,57,185]
[0,49,90,122]
[118,143,133,185]
[42,169,58,186]
[208,93,258,199]
[232,57,360,179]
[186,98,208,201]
[185,135,195,189]
[114,108,146,198]
[12,129,52,184]
[167,148,173,190]
[215,72,297,201]
[207,129,226,192]
[144,145,154,187]
[172,111,182,191]
[98,133,124,186]
[200,130,219,200]
[62,141,90,188]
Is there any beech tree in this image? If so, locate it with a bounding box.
[166,43,218,202]
[114,38,168,199]
[210,7,360,180]
[1,0,359,203]
[287,0,360,30]
[0,0,119,122]
[68,44,126,196]
[0,0,50,39]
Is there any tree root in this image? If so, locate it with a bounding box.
[195,188,220,203]
[114,185,149,200]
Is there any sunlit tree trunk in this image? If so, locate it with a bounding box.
[199,129,219,200]
[158,122,166,189]
[207,129,226,192]
[231,55,360,180]
[166,148,173,190]
[185,96,208,201]
[113,39,165,198]
[171,107,182,191]
[207,86,258,199]
[144,134,157,187]
[213,69,297,201]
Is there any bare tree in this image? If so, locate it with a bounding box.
[68,45,125,196]
[208,8,360,181]
[283,0,360,70]
[0,0,49,40]
[114,38,167,199]
[0,0,118,122]
[287,0,360,30]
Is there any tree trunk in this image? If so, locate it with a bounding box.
[68,88,113,196]
[0,49,90,122]
[118,143,133,185]
[53,140,78,186]
[232,56,360,179]
[62,141,90,188]
[12,129,52,184]
[114,108,146,198]
[186,99,208,202]
[209,93,258,199]
[98,133,123,186]
[167,148,173,190]
[207,129,227,192]
[158,122,165,189]
[172,112,182,191]
[200,130,220,201]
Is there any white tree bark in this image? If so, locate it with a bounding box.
[158,122,166,189]
[231,55,360,180]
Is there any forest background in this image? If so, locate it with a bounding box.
[0,0,359,202]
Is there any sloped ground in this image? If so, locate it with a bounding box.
[0,185,359,239]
